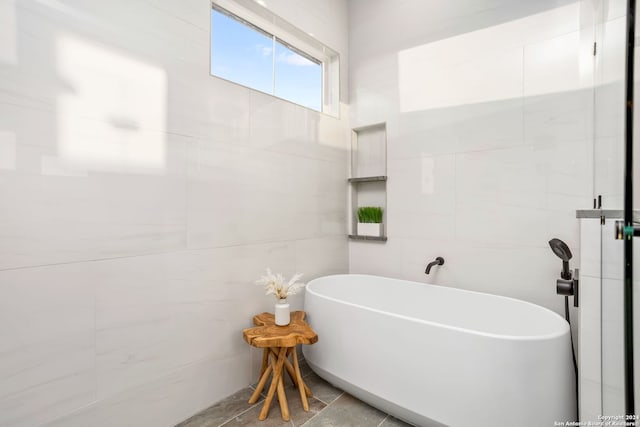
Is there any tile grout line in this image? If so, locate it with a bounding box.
[299,391,345,427]
[216,394,266,427]
[309,395,330,406]
[377,415,390,427]
[0,235,345,272]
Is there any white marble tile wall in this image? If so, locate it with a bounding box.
[578,218,602,422]
[579,217,640,417]
[348,0,596,315]
[0,1,349,426]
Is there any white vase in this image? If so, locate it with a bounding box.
[275,299,290,326]
[357,222,384,237]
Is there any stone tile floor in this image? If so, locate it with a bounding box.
[175,357,412,427]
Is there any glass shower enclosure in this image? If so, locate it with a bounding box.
[592,0,637,420]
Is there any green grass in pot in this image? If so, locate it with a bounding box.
[357,206,383,223]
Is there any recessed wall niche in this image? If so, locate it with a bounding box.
[349,123,387,241]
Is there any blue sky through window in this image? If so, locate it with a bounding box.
[274,41,322,111]
[211,8,322,112]
[211,10,273,94]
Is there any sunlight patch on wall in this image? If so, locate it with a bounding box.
[56,35,167,173]
[397,2,590,112]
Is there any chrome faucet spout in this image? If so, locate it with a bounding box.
[425,257,444,274]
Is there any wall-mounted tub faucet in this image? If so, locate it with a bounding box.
[425,257,444,274]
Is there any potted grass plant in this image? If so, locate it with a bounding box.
[357,206,384,237]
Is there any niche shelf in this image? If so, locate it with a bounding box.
[348,123,387,242]
[348,234,388,242]
[348,176,387,183]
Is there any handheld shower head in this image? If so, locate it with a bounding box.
[548,238,572,261]
[548,238,573,279]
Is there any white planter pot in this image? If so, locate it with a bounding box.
[357,222,384,237]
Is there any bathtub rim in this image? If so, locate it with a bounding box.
[305,273,569,341]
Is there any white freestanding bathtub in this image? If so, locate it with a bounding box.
[302,274,575,427]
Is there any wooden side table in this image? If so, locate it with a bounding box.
[242,310,318,421]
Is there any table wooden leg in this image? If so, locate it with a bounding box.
[285,348,296,386]
[292,347,309,411]
[276,347,311,397]
[259,348,269,376]
[276,362,289,420]
[270,347,299,388]
[249,361,272,404]
[259,347,287,421]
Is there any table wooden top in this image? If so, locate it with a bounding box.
[243,310,318,348]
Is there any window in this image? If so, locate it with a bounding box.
[274,40,322,112]
[210,8,274,95]
[210,2,338,115]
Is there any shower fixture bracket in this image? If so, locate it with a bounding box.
[556,268,579,308]
[548,238,579,307]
